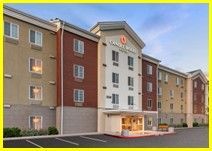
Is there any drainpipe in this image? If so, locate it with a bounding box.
[60,21,65,135]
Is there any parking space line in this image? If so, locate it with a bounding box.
[79,136,107,143]
[55,138,79,146]
[26,140,43,148]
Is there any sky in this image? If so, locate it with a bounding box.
[7,4,208,74]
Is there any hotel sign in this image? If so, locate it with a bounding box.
[109,35,136,54]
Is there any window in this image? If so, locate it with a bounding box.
[147,65,152,75]
[147,117,153,126]
[170,90,174,98]
[201,84,204,90]
[176,77,180,85]
[201,94,204,103]
[29,58,42,74]
[112,50,119,62]
[194,93,197,101]
[164,73,168,82]
[128,77,134,87]
[170,118,174,125]
[181,92,183,99]
[112,73,119,84]
[29,85,42,100]
[4,21,19,39]
[158,118,162,124]
[158,71,162,80]
[128,56,134,67]
[170,103,173,110]
[29,29,42,46]
[147,99,152,108]
[74,89,84,102]
[147,82,152,92]
[158,102,161,109]
[180,78,184,85]
[194,81,197,88]
[74,39,84,54]
[29,116,42,130]
[112,94,119,104]
[158,87,162,96]
[73,65,84,79]
[181,105,183,111]
[128,96,134,105]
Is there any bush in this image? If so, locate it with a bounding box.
[38,129,48,135]
[48,127,59,135]
[3,127,21,138]
[21,129,39,136]
[193,122,199,127]
[182,123,188,127]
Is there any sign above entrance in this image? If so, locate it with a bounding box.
[109,35,136,54]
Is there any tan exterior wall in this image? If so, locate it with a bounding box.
[4,15,56,107]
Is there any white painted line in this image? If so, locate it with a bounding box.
[80,136,107,143]
[26,139,43,148]
[55,137,79,146]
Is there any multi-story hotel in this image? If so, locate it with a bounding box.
[3,6,209,135]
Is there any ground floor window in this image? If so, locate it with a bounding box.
[158,118,162,124]
[170,118,174,125]
[29,116,42,130]
[147,117,153,126]
[122,116,143,131]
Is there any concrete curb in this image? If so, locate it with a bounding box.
[4,132,103,141]
[174,126,208,130]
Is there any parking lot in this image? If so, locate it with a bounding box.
[4,127,208,148]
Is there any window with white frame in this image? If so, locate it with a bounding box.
[29,58,42,74]
[128,56,133,67]
[201,84,204,90]
[4,21,19,39]
[112,94,119,104]
[170,90,174,98]
[176,77,180,85]
[73,39,84,54]
[158,118,162,124]
[170,118,174,125]
[147,64,152,75]
[74,89,84,102]
[112,50,119,62]
[158,102,161,109]
[128,96,134,105]
[128,76,134,87]
[73,64,84,79]
[180,78,184,85]
[147,117,153,126]
[147,82,152,92]
[29,29,42,46]
[158,87,162,96]
[112,72,119,84]
[158,71,162,80]
[29,116,42,130]
[29,85,42,100]
[170,103,173,110]
[147,99,152,108]
[164,73,168,82]
[194,81,197,88]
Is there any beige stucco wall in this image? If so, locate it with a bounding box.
[158,69,187,114]
[4,15,56,107]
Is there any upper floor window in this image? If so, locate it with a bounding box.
[181,105,183,111]
[29,29,42,46]
[158,87,162,96]
[180,78,184,85]
[74,89,84,102]
[4,21,19,39]
[73,64,84,79]
[112,94,119,104]
[147,82,152,92]
[112,50,119,62]
[147,99,152,108]
[201,84,204,91]
[170,103,173,110]
[74,39,84,54]
[29,85,42,100]
[128,56,134,67]
[128,96,134,105]
[194,81,197,88]
[128,77,134,87]
[112,72,119,84]
[176,77,180,86]
[147,64,152,75]
[158,71,162,80]
[181,92,183,99]
[164,73,169,82]
[170,90,174,98]
[29,58,42,74]
[158,102,161,109]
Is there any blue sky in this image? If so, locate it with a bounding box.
[7,4,208,74]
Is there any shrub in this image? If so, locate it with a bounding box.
[48,127,59,135]
[193,122,199,127]
[182,123,188,127]
[3,127,21,138]
[38,129,48,135]
[21,129,39,136]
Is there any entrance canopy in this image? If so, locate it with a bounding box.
[103,109,143,116]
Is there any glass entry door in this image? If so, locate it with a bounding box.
[122,116,143,131]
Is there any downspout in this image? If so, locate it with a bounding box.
[60,21,65,135]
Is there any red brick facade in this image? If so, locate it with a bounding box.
[193,75,205,114]
[142,59,157,111]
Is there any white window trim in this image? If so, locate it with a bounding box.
[112,72,119,84]
[28,116,43,129]
[147,64,153,75]
[4,22,19,40]
[158,87,162,96]
[73,89,84,102]
[165,74,169,82]
[170,90,174,98]
[194,81,197,88]
[128,56,134,67]
[73,39,84,54]
[147,117,153,126]
[29,29,43,46]
[73,64,84,79]
[158,71,162,80]
[29,57,43,74]
[147,82,153,92]
[176,77,180,85]
[112,94,119,104]
[29,85,43,101]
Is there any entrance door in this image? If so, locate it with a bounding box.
[122,116,143,131]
